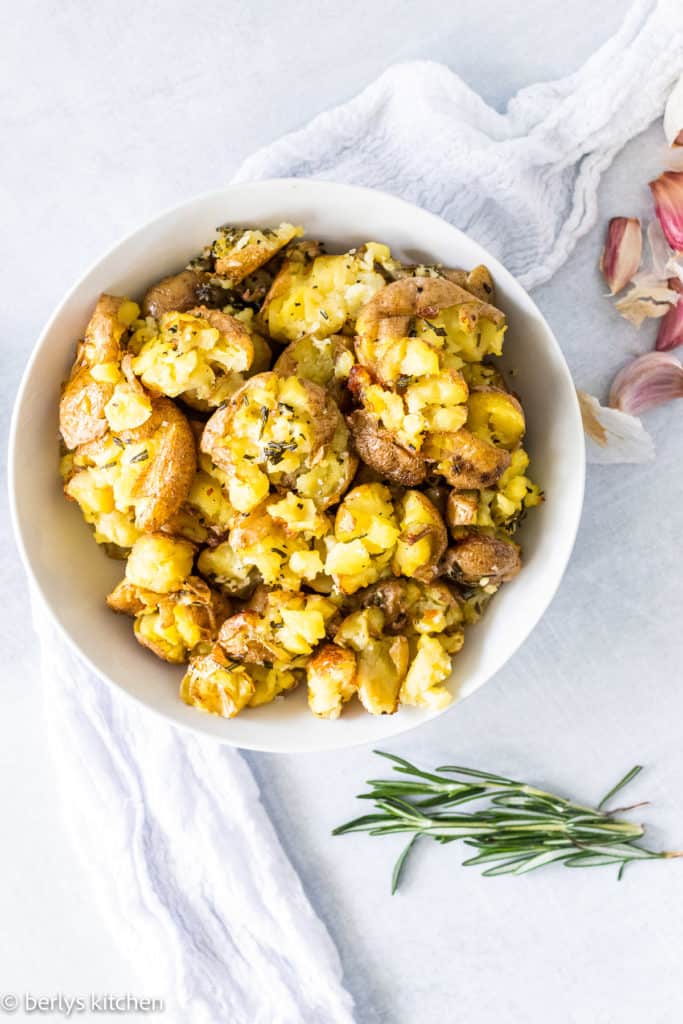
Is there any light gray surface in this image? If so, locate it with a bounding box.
[2,2,682,1022]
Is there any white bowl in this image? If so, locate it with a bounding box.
[9,180,585,753]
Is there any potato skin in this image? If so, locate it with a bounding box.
[356,276,505,335]
[435,428,511,489]
[59,293,139,450]
[440,534,521,586]
[347,409,426,486]
[446,490,479,529]
[127,398,197,532]
[142,270,219,318]
[218,610,284,664]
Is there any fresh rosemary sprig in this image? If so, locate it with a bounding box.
[333,752,681,893]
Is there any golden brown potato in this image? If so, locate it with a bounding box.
[425,427,511,490]
[392,490,447,582]
[211,223,303,284]
[273,333,354,406]
[446,490,480,529]
[130,307,254,410]
[346,408,426,486]
[66,397,196,536]
[334,607,409,715]
[325,483,399,595]
[180,646,255,717]
[108,572,230,664]
[122,398,197,532]
[358,578,463,643]
[466,389,525,450]
[142,270,221,318]
[59,294,140,449]
[440,533,522,586]
[200,372,355,513]
[261,242,389,342]
[306,644,357,719]
[218,590,338,667]
[355,276,506,370]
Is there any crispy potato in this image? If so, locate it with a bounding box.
[392,490,447,582]
[466,388,525,450]
[334,607,409,715]
[346,408,426,486]
[124,533,195,593]
[399,634,453,710]
[356,276,506,369]
[142,270,222,318]
[108,572,230,663]
[59,294,140,449]
[180,646,255,717]
[440,533,522,586]
[218,590,338,667]
[66,397,196,536]
[359,578,463,642]
[325,483,399,594]
[348,363,469,465]
[211,223,303,283]
[446,490,480,529]
[248,663,302,707]
[131,307,253,409]
[201,372,354,513]
[261,243,390,342]
[425,427,511,490]
[273,333,354,405]
[306,644,357,719]
[197,542,260,598]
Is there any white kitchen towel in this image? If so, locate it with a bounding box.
[41,2,683,1023]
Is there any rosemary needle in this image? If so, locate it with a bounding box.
[333,751,682,893]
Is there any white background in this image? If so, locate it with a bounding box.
[2,2,683,1022]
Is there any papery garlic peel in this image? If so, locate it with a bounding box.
[600,217,642,294]
[650,171,683,253]
[608,351,683,415]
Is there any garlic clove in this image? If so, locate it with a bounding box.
[599,217,642,294]
[577,390,654,464]
[608,351,683,415]
[664,73,683,148]
[656,278,683,351]
[649,171,683,252]
[614,280,679,327]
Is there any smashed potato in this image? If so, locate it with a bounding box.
[201,372,355,513]
[60,222,541,725]
[64,397,196,538]
[130,308,253,408]
[261,242,389,342]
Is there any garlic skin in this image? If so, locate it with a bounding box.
[664,74,683,148]
[656,278,683,351]
[599,217,642,294]
[614,281,678,327]
[650,171,683,252]
[577,390,654,464]
[608,351,683,415]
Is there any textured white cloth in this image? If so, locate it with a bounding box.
[39,3,683,1023]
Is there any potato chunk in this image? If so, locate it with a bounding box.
[334,607,409,715]
[181,647,255,717]
[59,294,141,449]
[125,534,195,593]
[306,644,357,719]
[211,223,303,284]
[131,308,253,409]
[201,372,355,513]
[218,590,339,668]
[400,635,453,710]
[392,490,447,582]
[466,389,525,450]
[261,243,389,342]
[325,483,399,594]
[273,333,354,405]
[108,574,229,663]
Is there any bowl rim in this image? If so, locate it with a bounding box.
[8,178,586,752]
